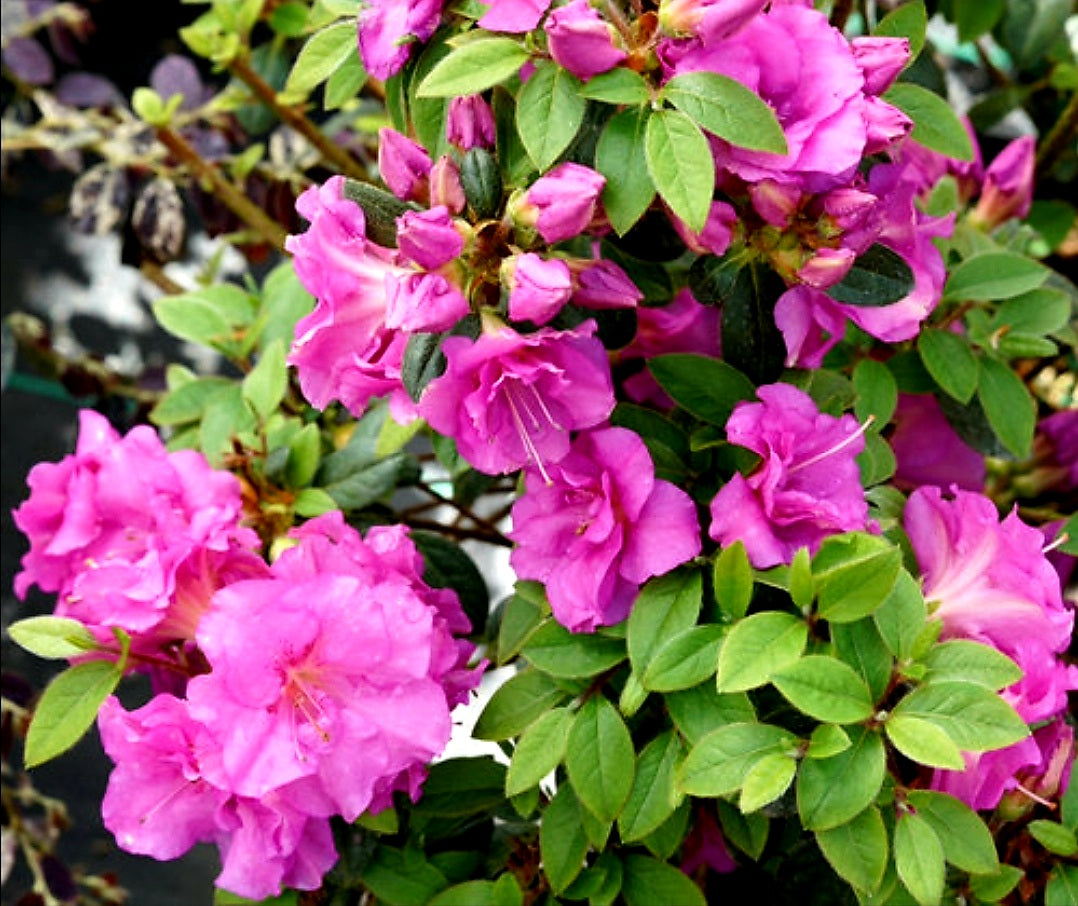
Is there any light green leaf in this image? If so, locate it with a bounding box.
[25,660,123,768]
[873,570,927,660]
[813,532,903,624]
[892,681,1030,752]
[242,338,287,421]
[969,865,1025,903]
[473,668,570,741]
[516,61,586,171]
[739,752,797,814]
[428,876,523,906]
[1028,820,1078,856]
[416,36,530,97]
[677,722,797,798]
[906,790,1001,873]
[626,568,702,674]
[883,82,975,161]
[280,21,357,100]
[716,611,807,692]
[894,812,946,906]
[805,724,851,759]
[661,71,786,153]
[664,685,755,746]
[885,714,966,770]
[7,616,100,660]
[920,639,1023,690]
[797,727,887,831]
[815,806,889,894]
[579,67,650,104]
[618,731,683,843]
[506,707,574,797]
[565,696,636,822]
[644,109,714,234]
[771,655,875,724]
[640,625,723,693]
[978,355,1036,459]
[943,252,1050,302]
[596,107,656,236]
[153,284,258,355]
[991,288,1074,337]
[712,541,754,621]
[918,328,979,403]
[522,620,626,678]
[831,618,893,704]
[540,783,591,894]
[1045,864,1078,906]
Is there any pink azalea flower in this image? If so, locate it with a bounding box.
[544,0,627,82]
[186,513,481,820]
[616,287,721,408]
[478,0,551,33]
[12,409,261,643]
[1033,410,1078,493]
[416,319,615,476]
[850,36,910,96]
[384,271,470,333]
[889,393,986,493]
[509,427,702,632]
[506,252,574,325]
[680,804,738,877]
[286,176,415,420]
[708,382,869,568]
[357,0,443,81]
[515,162,606,244]
[567,257,643,310]
[903,486,1077,726]
[446,94,496,150]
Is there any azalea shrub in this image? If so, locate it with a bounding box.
[3,0,1077,904]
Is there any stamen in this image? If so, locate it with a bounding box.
[504,385,553,485]
[289,673,331,744]
[1043,531,1069,555]
[1013,782,1054,809]
[139,778,193,825]
[526,383,564,432]
[787,415,875,475]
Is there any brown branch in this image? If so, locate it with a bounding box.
[227,53,372,182]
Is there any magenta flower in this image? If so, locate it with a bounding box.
[904,486,1077,727]
[478,0,551,32]
[446,94,496,150]
[417,319,615,476]
[286,176,415,420]
[377,127,433,202]
[970,134,1036,229]
[357,0,443,81]
[430,154,467,213]
[889,393,985,492]
[1036,409,1078,492]
[659,0,768,42]
[567,258,644,310]
[396,205,465,270]
[680,804,738,877]
[506,252,574,325]
[544,0,627,82]
[669,199,738,256]
[186,513,481,820]
[12,408,260,642]
[515,162,606,244]
[509,427,701,632]
[850,36,910,96]
[384,271,470,333]
[709,382,870,568]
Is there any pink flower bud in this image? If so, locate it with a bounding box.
[659,0,768,42]
[796,246,856,289]
[430,154,466,213]
[670,199,738,254]
[749,180,802,227]
[862,95,913,155]
[567,258,643,310]
[478,0,551,33]
[516,162,606,244]
[544,0,627,81]
[970,135,1036,229]
[851,36,910,96]
[396,205,465,269]
[385,271,470,332]
[446,94,496,150]
[506,253,573,325]
[378,127,432,202]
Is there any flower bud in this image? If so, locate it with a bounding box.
[385,271,470,333]
[505,253,573,325]
[851,36,910,96]
[749,180,802,227]
[447,94,496,150]
[970,135,1036,230]
[796,246,857,290]
[514,162,605,244]
[566,258,643,310]
[377,127,432,203]
[659,0,768,42]
[862,96,913,155]
[545,0,627,82]
[396,206,465,269]
[429,154,466,214]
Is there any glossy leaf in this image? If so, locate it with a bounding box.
[883,82,975,161]
[416,36,529,97]
[522,620,626,678]
[918,328,979,404]
[678,722,797,798]
[595,107,656,236]
[797,727,887,831]
[540,783,591,894]
[885,714,966,770]
[815,806,889,894]
[892,681,1029,752]
[894,812,946,906]
[25,660,124,768]
[644,109,714,233]
[660,71,786,153]
[826,244,916,307]
[621,854,707,906]
[647,353,756,426]
[565,696,636,822]
[626,568,702,674]
[618,731,683,842]
[7,616,100,660]
[978,355,1036,459]
[716,611,808,692]
[907,790,1000,873]
[473,668,569,741]
[942,251,1049,302]
[771,655,876,724]
[516,61,586,171]
[640,625,724,692]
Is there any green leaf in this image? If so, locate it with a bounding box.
[414,757,508,817]
[853,357,898,428]
[894,812,945,906]
[644,109,714,233]
[579,67,650,104]
[280,21,357,100]
[324,52,367,108]
[906,790,1000,873]
[241,338,287,421]
[892,681,1029,752]
[805,724,852,759]
[883,83,975,161]
[874,570,927,660]
[797,727,886,831]
[621,854,707,906]
[969,865,1025,902]
[953,0,1005,42]
[977,355,1036,459]
[1045,864,1078,906]
[504,707,573,798]
[739,752,797,813]
[717,800,770,859]
[992,287,1074,336]
[153,284,258,355]
[920,639,1023,690]
[540,783,591,894]
[416,36,530,97]
[565,696,636,822]
[495,588,546,665]
[677,722,797,798]
[917,328,979,404]
[813,532,903,624]
[626,568,702,675]
[428,876,523,906]
[25,660,123,768]
[473,668,570,741]
[664,685,755,746]
[771,655,875,724]
[596,107,656,236]
[1028,820,1078,856]
[640,625,724,693]
[815,806,889,894]
[660,71,786,154]
[874,1,928,60]
[885,714,966,770]
[151,376,235,427]
[639,799,691,860]
[516,61,586,171]
[618,731,683,842]
[647,354,755,426]
[522,620,626,679]
[359,845,449,906]
[718,260,788,386]
[7,616,99,660]
[943,252,1050,302]
[716,611,807,692]
[831,618,893,703]
[826,244,916,308]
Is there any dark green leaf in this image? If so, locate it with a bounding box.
[717,800,770,859]
[566,696,636,822]
[918,328,979,403]
[595,107,656,236]
[874,1,928,60]
[664,685,755,746]
[953,0,1005,42]
[827,244,916,307]
[907,790,1000,873]
[341,179,418,247]
[977,355,1036,459]
[540,783,591,894]
[618,731,683,842]
[506,707,574,797]
[359,845,449,906]
[797,727,887,831]
[647,353,755,426]
[883,82,975,160]
[853,357,898,428]
[621,854,707,906]
[720,261,788,385]
[473,668,570,741]
[410,531,489,635]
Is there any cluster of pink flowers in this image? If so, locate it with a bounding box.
[12,412,482,899]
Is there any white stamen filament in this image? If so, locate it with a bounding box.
[504,384,553,485]
[787,414,875,475]
[1014,782,1053,809]
[1042,531,1069,554]
[139,778,194,825]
